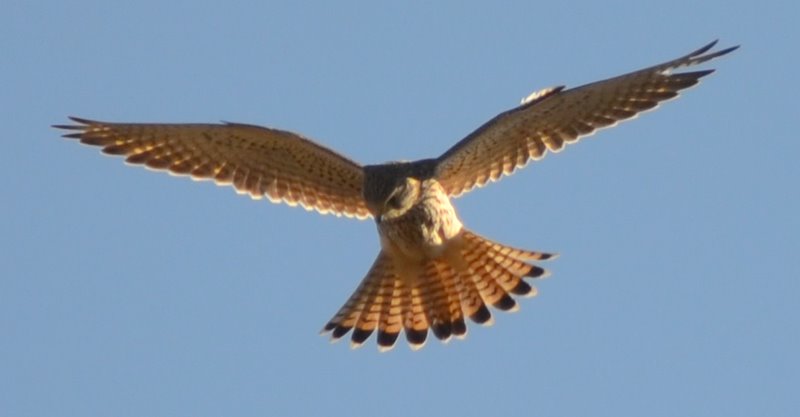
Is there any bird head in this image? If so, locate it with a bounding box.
[363,163,424,222]
[377,177,421,222]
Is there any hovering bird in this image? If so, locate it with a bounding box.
[55,40,737,351]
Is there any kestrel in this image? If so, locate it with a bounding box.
[55,40,736,351]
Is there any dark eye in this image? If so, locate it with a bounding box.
[387,194,403,209]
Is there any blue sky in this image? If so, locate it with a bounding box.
[3,1,798,416]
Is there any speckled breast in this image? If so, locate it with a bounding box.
[377,180,463,261]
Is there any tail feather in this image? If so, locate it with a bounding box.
[463,245,519,313]
[322,253,392,343]
[474,249,529,298]
[470,242,542,297]
[435,261,468,339]
[350,268,390,347]
[460,233,523,312]
[321,229,555,350]
[465,231,556,261]
[468,231,551,297]
[420,260,470,342]
[419,262,452,342]
[450,257,492,325]
[376,279,404,351]
[404,286,429,349]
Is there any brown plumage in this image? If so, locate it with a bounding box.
[55,120,370,219]
[55,41,736,351]
[322,230,553,351]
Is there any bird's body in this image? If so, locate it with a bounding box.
[55,41,737,351]
[332,161,554,349]
[376,178,461,260]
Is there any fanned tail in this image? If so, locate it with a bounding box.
[454,230,554,322]
[320,252,399,349]
[321,229,555,351]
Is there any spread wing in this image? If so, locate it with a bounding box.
[434,40,738,197]
[55,117,371,219]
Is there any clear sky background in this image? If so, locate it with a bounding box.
[2,1,797,416]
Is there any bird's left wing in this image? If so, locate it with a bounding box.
[434,40,738,197]
[55,118,372,219]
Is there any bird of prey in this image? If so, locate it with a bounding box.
[55,40,737,351]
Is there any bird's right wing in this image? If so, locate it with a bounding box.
[434,40,738,197]
[55,117,372,219]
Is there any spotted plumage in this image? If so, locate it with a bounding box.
[55,41,736,351]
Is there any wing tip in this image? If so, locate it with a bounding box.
[53,116,100,138]
[673,40,739,72]
[697,42,739,61]
[59,132,84,139]
[690,39,719,57]
[54,116,96,127]
[688,39,739,59]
